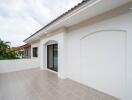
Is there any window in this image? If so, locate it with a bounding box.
[33,47,38,57]
[25,48,28,56]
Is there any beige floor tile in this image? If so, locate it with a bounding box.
[0,68,119,100]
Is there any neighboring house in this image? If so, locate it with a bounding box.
[24,0,132,100]
[16,44,31,59]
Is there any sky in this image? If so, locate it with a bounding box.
[0,0,82,47]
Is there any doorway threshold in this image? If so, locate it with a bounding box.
[47,68,58,74]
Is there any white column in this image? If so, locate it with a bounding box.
[58,31,67,79]
[40,41,45,70]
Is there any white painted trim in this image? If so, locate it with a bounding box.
[80,29,127,40]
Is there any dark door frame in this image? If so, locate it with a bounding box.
[47,44,58,72]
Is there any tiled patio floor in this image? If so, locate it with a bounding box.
[0,68,119,100]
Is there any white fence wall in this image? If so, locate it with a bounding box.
[0,58,40,73]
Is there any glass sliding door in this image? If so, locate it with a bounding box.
[47,44,58,72]
[47,45,54,70]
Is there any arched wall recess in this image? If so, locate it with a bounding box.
[80,29,127,40]
[79,29,127,99]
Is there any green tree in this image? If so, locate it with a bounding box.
[0,38,19,60]
[0,38,10,55]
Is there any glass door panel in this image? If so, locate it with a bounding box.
[53,44,58,71]
[47,45,53,69]
[47,44,58,72]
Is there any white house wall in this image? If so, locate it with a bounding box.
[66,11,132,100]
[40,31,67,79]
[31,41,40,67]
[29,7,132,100]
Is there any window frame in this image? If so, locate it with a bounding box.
[33,47,38,57]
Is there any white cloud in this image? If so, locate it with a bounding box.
[0,0,82,47]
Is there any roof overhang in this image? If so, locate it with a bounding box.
[24,0,132,43]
